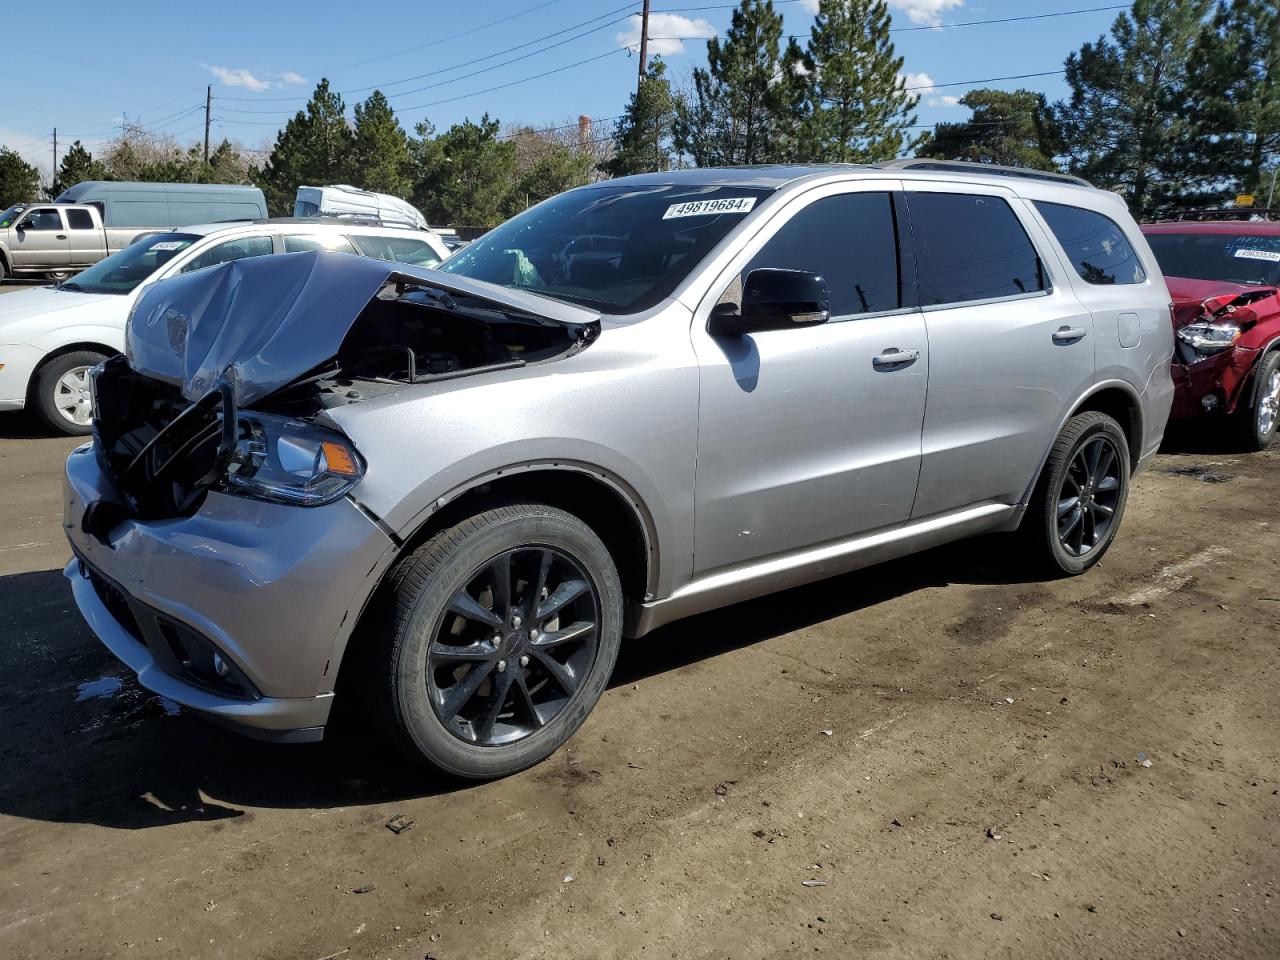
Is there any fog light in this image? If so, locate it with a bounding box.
[212,653,230,678]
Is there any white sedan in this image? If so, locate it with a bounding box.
[0,219,451,434]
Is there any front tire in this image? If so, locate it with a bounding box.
[1236,350,1280,452]
[1021,411,1130,576]
[365,503,622,779]
[32,350,106,436]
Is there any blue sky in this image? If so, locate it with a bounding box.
[2,0,1127,181]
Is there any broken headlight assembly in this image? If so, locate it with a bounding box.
[1177,318,1241,355]
[226,413,364,506]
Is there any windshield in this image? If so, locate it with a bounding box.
[1146,232,1280,287]
[438,184,773,313]
[59,232,201,295]
[0,204,26,229]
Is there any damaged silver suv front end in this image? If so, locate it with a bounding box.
[63,251,598,740]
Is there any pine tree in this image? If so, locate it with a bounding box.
[603,58,678,177]
[917,89,1062,170]
[795,0,919,163]
[1189,0,1280,202]
[0,148,40,207]
[411,115,516,227]
[254,79,354,216]
[349,90,414,197]
[1053,0,1214,217]
[676,0,788,166]
[50,141,106,197]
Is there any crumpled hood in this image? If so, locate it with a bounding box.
[125,250,600,407]
[1164,275,1280,329]
[0,285,117,328]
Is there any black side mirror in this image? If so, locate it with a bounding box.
[708,268,830,337]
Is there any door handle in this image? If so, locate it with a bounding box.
[56,234,67,240]
[872,347,921,368]
[1052,326,1087,344]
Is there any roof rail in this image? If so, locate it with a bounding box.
[878,159,1092,188]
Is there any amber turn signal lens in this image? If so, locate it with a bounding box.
[320,441,360,476]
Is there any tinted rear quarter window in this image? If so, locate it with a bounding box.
[65,208,95,230]
[745,192,900,316]
[1034,201,1145,285]
[906,193,1045,306]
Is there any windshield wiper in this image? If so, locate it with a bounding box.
[57,280,85,292]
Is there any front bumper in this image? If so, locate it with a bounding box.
[0,343,43,410]
[62,443,397,741]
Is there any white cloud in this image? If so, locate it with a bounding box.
[206,66,306,91]
[889,0,965,27]
[616,12,716,57]
[899,71,961,107]
[798,0,963,25]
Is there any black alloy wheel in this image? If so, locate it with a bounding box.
[428,546,600,747]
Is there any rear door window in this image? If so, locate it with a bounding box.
[1034,201,1145,285]
[65,208,95,230]
[744,192,902,317]
[179,235,273,273]
[283,234,358,254]
[353,234,441,268]
[905,193,1046,306]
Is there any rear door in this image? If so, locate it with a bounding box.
[903,185,1095,519]
[690,182,929,575]
[64,207,104,267]
[14,207,71,268]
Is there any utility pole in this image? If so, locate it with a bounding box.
[203,85,212,170]
[52,128,57,182]
[637,0,650,90]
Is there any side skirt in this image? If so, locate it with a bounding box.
[625,502,1016,638]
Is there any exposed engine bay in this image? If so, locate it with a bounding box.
[90,253,598,524]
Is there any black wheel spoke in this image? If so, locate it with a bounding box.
[530,648,578,696]
[1057,494,1080,518]
[1096,475,1120,493]
[475,667,517,741]
[440,660,496,720]
[532,620,594,649]
[1093,444,1115,485]
[514,673,545,729]
[447,590,502,629]
[490,553,513,623]
[537,579,589,622]
[429,639,497,664]
[529,549,553,616]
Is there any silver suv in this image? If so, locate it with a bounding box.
[63,162,1174,779]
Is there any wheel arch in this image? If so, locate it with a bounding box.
[25,341,118,400]
[394,463,658,606]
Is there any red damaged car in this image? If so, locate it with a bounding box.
[1142,220,1280,449]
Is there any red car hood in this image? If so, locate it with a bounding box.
[1165,275,1280,329]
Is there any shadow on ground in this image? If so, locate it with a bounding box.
[0,533,1037,831]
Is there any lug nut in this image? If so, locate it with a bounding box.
[511,614,522,628]
[519,655,529,667]
[529,628,540,641]
[497,659,506,673]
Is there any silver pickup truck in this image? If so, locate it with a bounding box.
[1,181,269,281]
[0,203,143,281]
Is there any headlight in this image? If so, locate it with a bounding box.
[1177,319,1240,355]
[226,413,364,506]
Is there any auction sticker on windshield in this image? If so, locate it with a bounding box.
[663,197,758,219]
[1234,248,1280,263]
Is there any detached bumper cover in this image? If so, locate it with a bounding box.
[62,444,397,739]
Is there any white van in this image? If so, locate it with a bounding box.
[294,185,430,231]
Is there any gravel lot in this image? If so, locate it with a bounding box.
[0,390,1277,958]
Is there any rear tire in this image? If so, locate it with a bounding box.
[363,503,622,779]
[1020,411,1130,576]
[1235,350,1280,452]
[32,350,106,436]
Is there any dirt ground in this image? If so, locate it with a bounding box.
[0,408,1276,960]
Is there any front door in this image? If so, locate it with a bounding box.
[901,186,1096,518]
[14,207,71,269]
[691,186,928,576]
